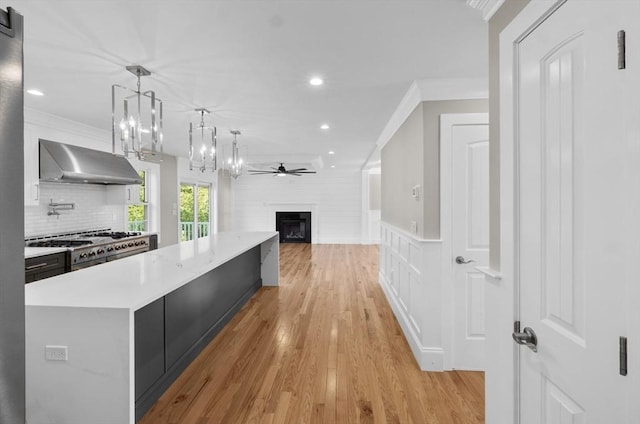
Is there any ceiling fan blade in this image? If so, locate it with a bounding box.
[248,164,315,176]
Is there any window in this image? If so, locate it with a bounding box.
[128,170,148,231]
[180,183,211,241]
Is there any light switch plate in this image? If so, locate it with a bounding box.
[45,345,68,361]
[410,221,417,234]
[411,185,420,200]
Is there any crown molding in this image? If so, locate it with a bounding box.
[466,0,505,21]
[371,78,488,155]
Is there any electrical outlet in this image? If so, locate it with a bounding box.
[45,345,68,361]
[410,221,417,234]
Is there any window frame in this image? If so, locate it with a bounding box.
[179,181,212,241]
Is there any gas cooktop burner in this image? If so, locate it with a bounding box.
[26,230,146,248]
[28,239,93,248]
[83,231,141,239]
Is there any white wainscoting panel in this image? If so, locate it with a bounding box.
[379,222,446,371]
[231,170,362,244]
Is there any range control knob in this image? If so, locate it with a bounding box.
[79,253,88,259]
[88,251,96,257]
[121,243,127,249]
[128,242,134,247]
[107,246,113,252]
[97,249,105,255]
[141,240,147,245]
[134,241,140,246]
[115,245,121,251]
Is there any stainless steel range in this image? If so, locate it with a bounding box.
[27,230,156,271]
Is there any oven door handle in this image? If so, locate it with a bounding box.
[106,247,149,262]
[26,262,49,270]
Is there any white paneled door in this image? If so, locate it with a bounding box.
[445,114,489,370]
[515,1,637,422]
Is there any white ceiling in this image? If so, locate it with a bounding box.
[12,0,488,170]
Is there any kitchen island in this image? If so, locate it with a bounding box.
[25,231,279,424]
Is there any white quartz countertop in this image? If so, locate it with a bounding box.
[25,231,278,311]
[24,246,69,259]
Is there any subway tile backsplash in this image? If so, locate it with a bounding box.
[25,182,125,237]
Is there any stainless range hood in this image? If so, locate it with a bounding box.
[39,139,142,185]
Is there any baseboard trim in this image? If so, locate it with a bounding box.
[379,272,444,371]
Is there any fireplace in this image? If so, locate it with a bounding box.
[276,212,311,243]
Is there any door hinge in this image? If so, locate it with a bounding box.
[620,336,628,376]
[618,30,626,70]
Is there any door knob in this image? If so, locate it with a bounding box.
[455,256,475,265]
[512,322,538,352]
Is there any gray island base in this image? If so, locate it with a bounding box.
[25,231,279,424]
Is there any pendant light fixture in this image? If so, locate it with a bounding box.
[112,65,163,162]
[226,130,243,179]
[189,108,217,172]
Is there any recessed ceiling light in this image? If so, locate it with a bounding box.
[328,151,335,155]
[330,165,336,168]
[27,89,44,96]
[309,77,323,86]
[320,124,330,130]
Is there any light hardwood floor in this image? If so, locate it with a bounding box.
[140,244,484,424]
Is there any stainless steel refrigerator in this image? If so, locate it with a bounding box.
[0,6,24,424]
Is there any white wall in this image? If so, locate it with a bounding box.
[231,169,362,244]
[25,183,125,237]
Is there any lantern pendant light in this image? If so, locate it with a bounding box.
[189,108,217,172]
[112,65,163,162]
[227,130,243,179]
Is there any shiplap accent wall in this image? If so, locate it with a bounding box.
[230,170,362,244]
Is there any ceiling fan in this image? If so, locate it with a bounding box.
[248,163,317,177]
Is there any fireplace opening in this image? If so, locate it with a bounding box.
[276,212,311,243]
